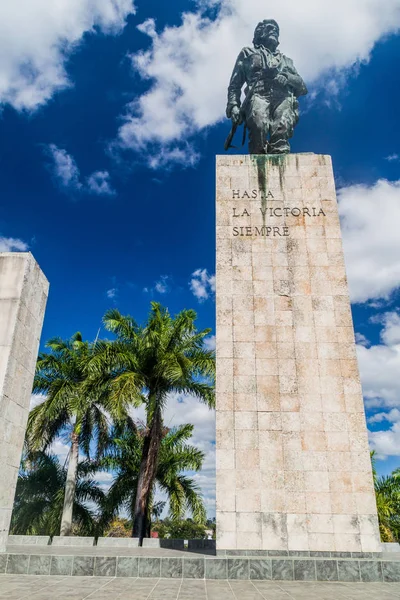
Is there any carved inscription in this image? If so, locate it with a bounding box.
[231,189,326,237]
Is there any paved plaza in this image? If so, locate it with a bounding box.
[0,576,400,600]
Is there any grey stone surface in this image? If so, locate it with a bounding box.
[337,560,360,582]
[28,554,51,575]
[227,558,249,579]
[205,558,228,579]
[271,559,294,580]
[183,558,205,579]
[0,577,400,599]
[161,557,183,578]
[6,553,29,574]
[382,542,400,552]
[215,155,381,554]
[97,537,140,548]
[382,561,400,582]
[116,556,138,577]
[294,559,316,581]
[72,555,95,576]
[52,535,95,547]
[8,535,50,546]
[50,555,73,576]
[360,559,383,582]
[1,552,400,583]
[0,554,6,573]
[249,558,272,580]
[316,560,338,581]
[139,557,161,577]
[142,538,161,548]
[0,253,49,552]
[94,556,117,577]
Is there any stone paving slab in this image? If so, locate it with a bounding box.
[0,576,400,599]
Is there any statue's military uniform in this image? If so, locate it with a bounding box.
[227,46,307,154]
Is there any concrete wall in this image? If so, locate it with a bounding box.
[215,154,381,553]
[0,253,49,552]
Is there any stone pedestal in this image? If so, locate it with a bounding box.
[0,253,49,551]
[215,154,381,553]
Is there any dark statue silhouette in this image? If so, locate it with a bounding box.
[225,20,307,154]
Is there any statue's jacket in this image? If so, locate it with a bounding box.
[226,46,307,118]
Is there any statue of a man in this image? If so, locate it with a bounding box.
[226,20,307,154]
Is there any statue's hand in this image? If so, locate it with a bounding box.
[231,106,242,125]
[275,73,288,86]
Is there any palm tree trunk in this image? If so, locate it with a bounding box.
[132,409,162,543]
[60,432,79,536]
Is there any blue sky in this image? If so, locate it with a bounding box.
[2,0,400,517]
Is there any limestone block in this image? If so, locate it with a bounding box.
[97,537,140,548]
[8,535,50,546]
[216,155,380,553]
[52,536,95,547]
[0,253,48,553]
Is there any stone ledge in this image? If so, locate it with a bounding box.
[52,536,95,547]
[216,550,383,558]
[8,536,50,546]
[1,553,400,581]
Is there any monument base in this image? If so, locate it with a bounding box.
[215,154,381,554]
[2,543,399,581]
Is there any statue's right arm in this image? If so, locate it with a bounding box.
[226,49,246,118]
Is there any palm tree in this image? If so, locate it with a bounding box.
[371,451,400,542]
[11,451,104,537]
[87,303,214,542]
[27,333,127,536]
[98,418,207,536]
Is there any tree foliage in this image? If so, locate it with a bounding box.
[11,451,104,537]
[98,420,206,532]
[371,451,400,542]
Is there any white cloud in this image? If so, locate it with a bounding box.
[385,154,400,162]
[50,438,70,465]
[87,171,116,196]
[116,0,400,164]
[30,393,46,409]
[189,269,215,302]
[339,179,400,303]
[356,313,400,458]
[155,275,170,294]
[0,0,136,111]
[369,422,400,460]
[204,335,216,351]
[0,236,29,252]
[93,470,114,493]
[368,408,400,424]
[48,144,82,191]
[106,287,118,299]
[357,312,400,411]
[47,145,115,196]
[355,332,370,348]
[143,275,171,295]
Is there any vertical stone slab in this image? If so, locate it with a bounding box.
[215,155,380,554]
[0,253,49,551]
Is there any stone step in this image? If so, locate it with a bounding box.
[1,553,400,582]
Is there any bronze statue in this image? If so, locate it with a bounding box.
[225,20,307,154]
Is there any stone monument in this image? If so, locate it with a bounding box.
[216,20,380,554]
[0,253,48,552]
